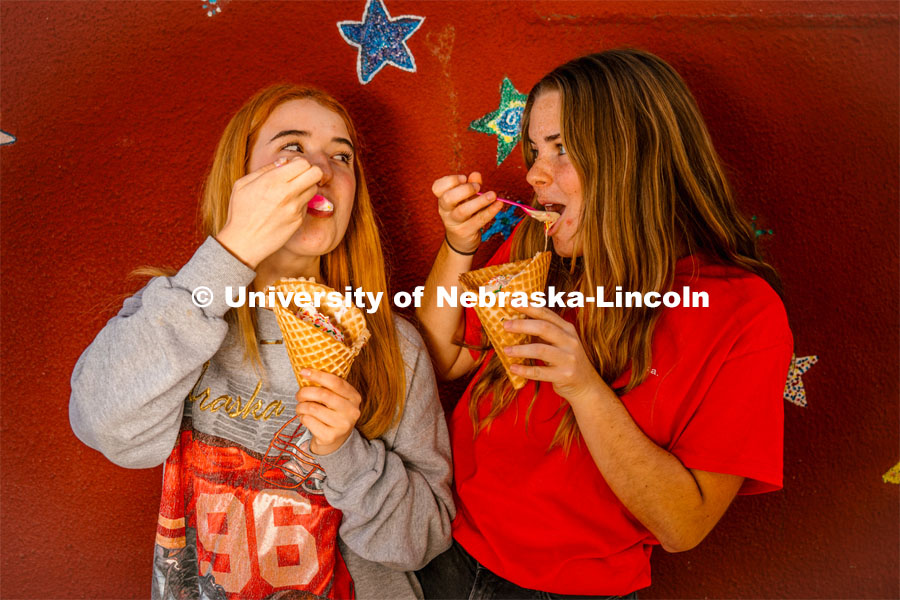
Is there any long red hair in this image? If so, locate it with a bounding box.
[138,84,406,439]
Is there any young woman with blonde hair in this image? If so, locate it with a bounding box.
[416,49,792,598]
[70,84,453,599]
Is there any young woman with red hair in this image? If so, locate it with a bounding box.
[70,84,453,599]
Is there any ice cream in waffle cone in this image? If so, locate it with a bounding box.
[272,277,370,387]
[458,251,552,389]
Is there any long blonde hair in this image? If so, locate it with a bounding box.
[138,84,405,439]
[469,49,782,451]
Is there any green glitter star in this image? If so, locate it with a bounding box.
[751,215,774,238]
[469,77,527,165]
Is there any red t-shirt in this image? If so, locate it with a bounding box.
[450,235,793,595]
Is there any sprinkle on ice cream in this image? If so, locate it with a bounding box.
[294,303,347,344]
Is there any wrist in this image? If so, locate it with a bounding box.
[445,234,479,256]
[568,373,615,413]
[310,432,351,456]
[215,229,263,270]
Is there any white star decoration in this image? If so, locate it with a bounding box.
[784,354,818,407]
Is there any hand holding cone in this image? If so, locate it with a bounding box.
[262,277,370,489]
[459,252,552,389]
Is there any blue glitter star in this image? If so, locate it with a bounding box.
[338,0,424,85]
[481,206,523,242]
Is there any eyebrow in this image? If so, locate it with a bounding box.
[526,133,562,144]
[270,129,354,151]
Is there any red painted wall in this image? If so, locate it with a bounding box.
[1,1,897,597]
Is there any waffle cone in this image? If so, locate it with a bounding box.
[272,278,370,387]
[458,251,551,389]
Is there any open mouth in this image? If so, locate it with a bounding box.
[307,194,334,218]
[541,203,565,234]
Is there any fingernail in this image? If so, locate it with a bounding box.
[300,368,311,377]
[458,174,466,182]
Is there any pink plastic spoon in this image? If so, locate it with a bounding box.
[478,194,560,224]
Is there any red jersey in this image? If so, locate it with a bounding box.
[153,426,354,599]
[451,236,793,595]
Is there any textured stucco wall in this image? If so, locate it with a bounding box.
[1,1,897,598]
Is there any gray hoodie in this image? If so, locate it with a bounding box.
[70,237,454,599]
